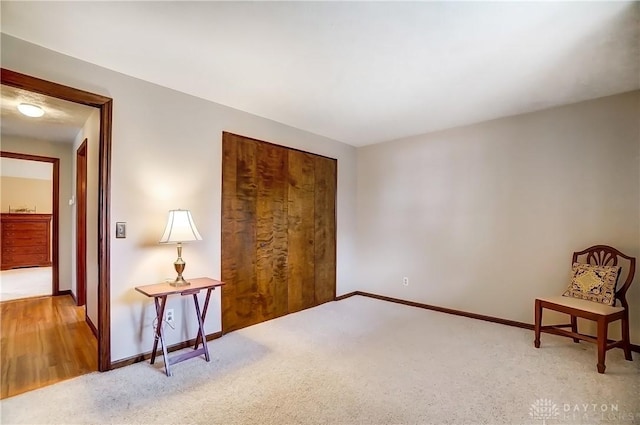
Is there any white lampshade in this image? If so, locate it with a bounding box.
[159,209,202,243]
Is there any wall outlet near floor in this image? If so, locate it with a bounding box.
[403,277,409,286]
[165,309,175,325]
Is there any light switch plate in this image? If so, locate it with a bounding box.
[116,222,126,238]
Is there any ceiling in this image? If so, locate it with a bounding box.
[1,85,95,143]
[1,1,638,147]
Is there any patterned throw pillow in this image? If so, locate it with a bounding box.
[563,263,621,306]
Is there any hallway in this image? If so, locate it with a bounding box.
[0,267,52,302]
[0,295,97,399]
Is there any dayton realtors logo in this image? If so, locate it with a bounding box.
[530,399,560,424]
[530,399,637,423]
[561,402,636,422]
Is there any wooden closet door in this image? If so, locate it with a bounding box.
[313,156,337,305]
[255,142,289,321]
[222,134,258,332]
[287,150,316,313]
[222,132,336,333]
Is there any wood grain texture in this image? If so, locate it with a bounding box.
[235,138,258,328]
[313,156,337,305]
[256,142,289,321]
[287,150,316,313]
[222,132,337,331]
[221,133,240,332]
[0,295,97,399]
[1,68,111,107]
[135,278,224,297]
[1,214,52,270]
[97,96,113,373]
[2,68,113,372]
[222,134,260,332]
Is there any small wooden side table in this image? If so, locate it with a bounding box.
[135,277,224,376]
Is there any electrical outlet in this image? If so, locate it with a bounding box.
[165,309,174,325]
[403,277,409,286]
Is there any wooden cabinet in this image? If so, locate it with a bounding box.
[1,213,52,270]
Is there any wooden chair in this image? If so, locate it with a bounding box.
[534,245,636,373]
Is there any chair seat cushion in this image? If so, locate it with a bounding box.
[537,295,624,315]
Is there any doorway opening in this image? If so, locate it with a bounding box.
[1,68,113,374]
[0,155,56,301]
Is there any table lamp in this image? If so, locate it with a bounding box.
[159,209,202,286]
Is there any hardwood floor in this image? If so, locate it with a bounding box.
[0,295,97,399]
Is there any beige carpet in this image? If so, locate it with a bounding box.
[1,295,638,424]
[0,267,51,302]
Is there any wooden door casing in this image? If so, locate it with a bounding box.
[221,132,336,333]
[2,69,113,372]
[76,139,88,306]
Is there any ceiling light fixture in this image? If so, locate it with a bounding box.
[17,103,45,118]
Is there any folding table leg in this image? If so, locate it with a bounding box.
[192,293,210,362]
[151,296,171,376]
[194,288,213,350]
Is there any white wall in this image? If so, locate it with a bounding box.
[1,176,52,213]
[1,34,358,362]
[6,32,635,362]
[71,109,101,328]
[357,91,640,343]
[0,135,74,290]
[1,157,52,179]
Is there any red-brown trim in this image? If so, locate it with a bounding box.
[76,140,88,307]
[0,152,60,295]
[86,316,98,339]
[58,290,72,297]
[356,291,534,329]
[334,291,358,301]
[1,69,112,107]
[68,290,78,304]
[2,68,113,372]
[331,159,338,302]
[110,331,223,370]
[337,292,640,353]
[114,291,639,368]
[98,97,113,372]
